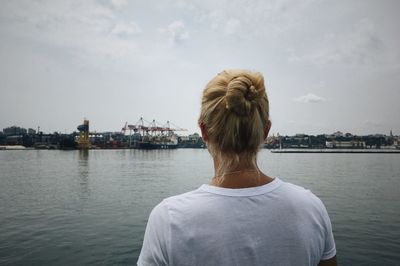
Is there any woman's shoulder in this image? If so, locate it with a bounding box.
[277,180,330,217]
[161,187,213,212]
[150,188,205,210]
[147,188,211,228]
[280,179,323,198]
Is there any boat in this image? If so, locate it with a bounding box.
[122,118,185,150]
[133,135,178,149]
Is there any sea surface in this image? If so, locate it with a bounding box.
[0,149,399,265]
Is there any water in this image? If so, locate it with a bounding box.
[0,149,399,265]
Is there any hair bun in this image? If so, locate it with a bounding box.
[246,85,258,101]
[225,76,259,116]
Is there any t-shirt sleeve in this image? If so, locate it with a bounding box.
[318,200,336,260]
[137,200,171,266]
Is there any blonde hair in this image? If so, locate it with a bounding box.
[199,69,269,174]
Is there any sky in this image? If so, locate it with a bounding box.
[0,0,399,136]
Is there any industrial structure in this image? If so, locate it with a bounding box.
[122,117,187,149]
[77,119,90,149]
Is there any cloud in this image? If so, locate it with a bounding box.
[185,0,315,39]
[0,1,141,61]
[293,93,326,103]
[224,18,241,35]
[111,21,142,36]
[161,20,189,45]
[110,0,128,9]
[289,19,392,67]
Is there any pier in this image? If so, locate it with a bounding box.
[271,149,400,153]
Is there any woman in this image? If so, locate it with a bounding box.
[138,70,337,266]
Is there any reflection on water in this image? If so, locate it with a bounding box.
[0,150,399,265]
[78,149,90,200]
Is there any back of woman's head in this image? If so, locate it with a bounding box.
[199,69,269,172]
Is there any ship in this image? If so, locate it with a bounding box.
[122,117,186,150]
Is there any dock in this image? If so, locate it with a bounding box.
[270,149,400,153]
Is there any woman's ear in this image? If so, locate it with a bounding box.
[264,120,271,139]
[199,122,208,142]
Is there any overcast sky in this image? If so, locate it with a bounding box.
[1,0,399,136]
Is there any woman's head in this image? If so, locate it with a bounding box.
[199,69,270,173]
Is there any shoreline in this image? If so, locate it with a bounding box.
[270,149,400,153]
[1,146,400,153]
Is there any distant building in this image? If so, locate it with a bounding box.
[394,137,400,148]
[179,135,189,142]
[27,128,36,134]
[3,126,27,136]
[326,140,366,149]
[0,131,5,145]
[5,135,23,145]
[189,133,201,141]
[332,131,344,137]
[178,133,204,148]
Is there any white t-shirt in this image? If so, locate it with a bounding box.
[138,178,336,266]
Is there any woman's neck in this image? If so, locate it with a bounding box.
[210,158,274,188]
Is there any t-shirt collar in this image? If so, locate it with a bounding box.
[198,177,283,197]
